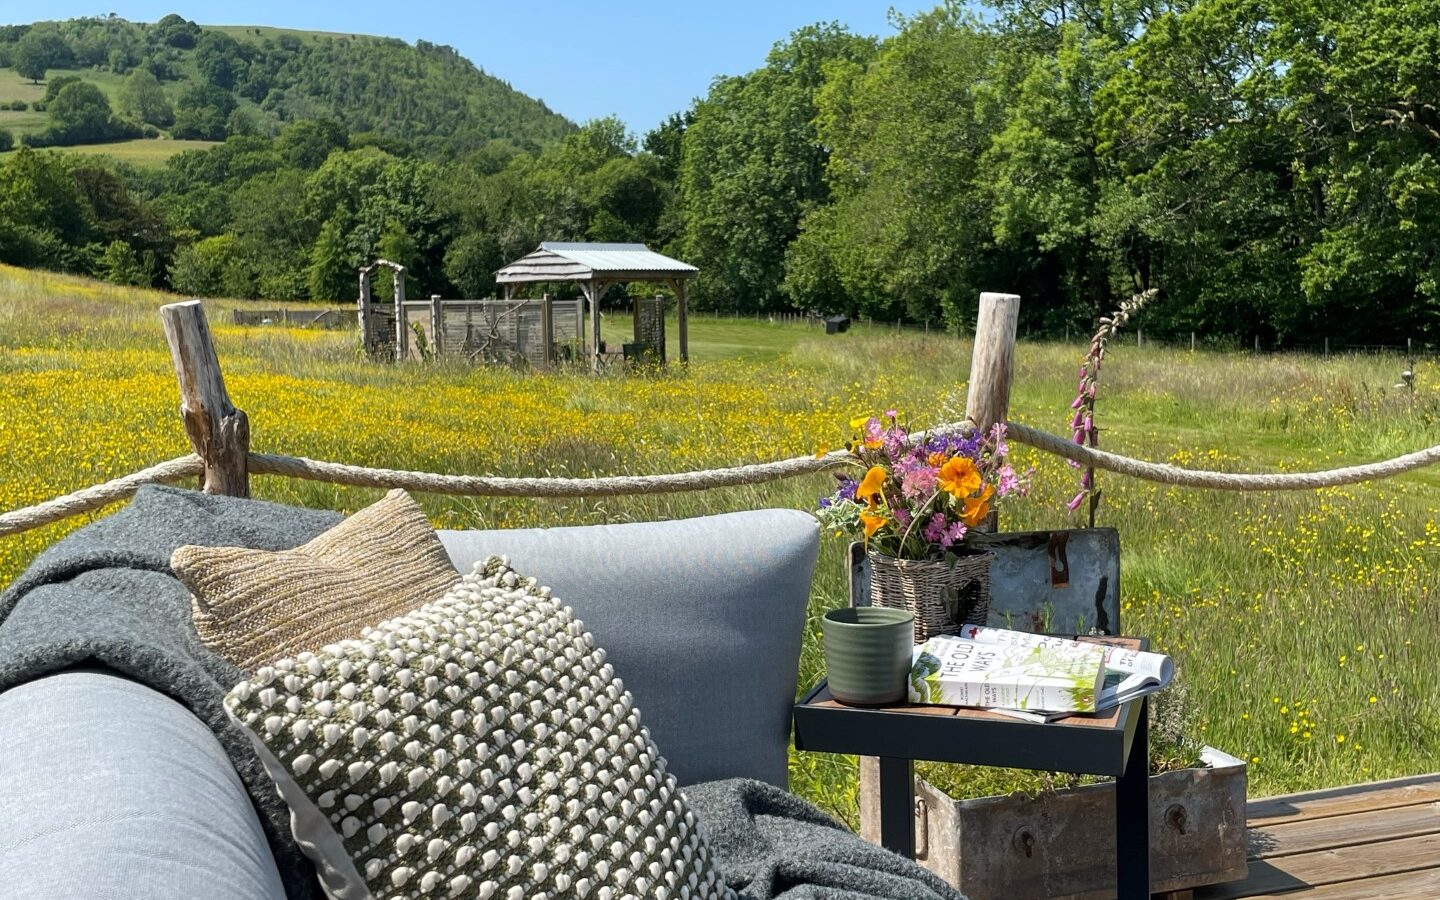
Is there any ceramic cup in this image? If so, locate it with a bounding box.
[822,606,915,706]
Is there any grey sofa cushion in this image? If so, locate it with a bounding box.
[0,670,287,900]
[438,508,819,788]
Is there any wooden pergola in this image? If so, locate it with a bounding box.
[494,242,698,372]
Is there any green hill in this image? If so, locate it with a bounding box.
[0,15,573,156]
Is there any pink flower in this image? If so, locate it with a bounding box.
[899,462,937,501]
[893,507,912,528]
[1067,491,1087,512]
[997,465,1020,496]
[941,520,967,549]
[923,513,948,544]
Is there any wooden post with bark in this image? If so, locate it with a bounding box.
[160,300,249,498]
[857,290,1021,851]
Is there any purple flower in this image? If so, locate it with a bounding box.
[818,497,833,509]
[1067,491,1087,512]
[836,477,857,503]
[893,508,912,527]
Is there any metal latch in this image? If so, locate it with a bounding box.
[1047,531,1071,588]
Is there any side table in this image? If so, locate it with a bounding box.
[793,636,1152,900]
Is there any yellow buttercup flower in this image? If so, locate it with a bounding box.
[856,466,888,507]
[937,457,981,499]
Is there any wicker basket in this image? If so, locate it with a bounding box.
[867,550,996,642]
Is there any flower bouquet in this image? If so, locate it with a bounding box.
[817,412,1030,640]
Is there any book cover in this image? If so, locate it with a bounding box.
[908,634,1108,712]
[956,625,1175,710]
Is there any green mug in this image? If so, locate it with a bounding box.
[822,606,915,706]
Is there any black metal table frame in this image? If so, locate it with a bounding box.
[793,660,1151,899]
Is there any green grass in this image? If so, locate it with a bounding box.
[209,24,379,43]
[0,137,223,169]
[3,265,1440,827]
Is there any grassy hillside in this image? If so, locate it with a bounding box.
[0,16,573,156]
[4,264,1440,821]
[0,136,222,168]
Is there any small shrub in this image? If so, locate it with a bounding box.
[0,129,12,152]
[30,100,44,113]
[8,99,26,111]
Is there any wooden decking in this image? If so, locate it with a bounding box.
[1195,773,1440,899]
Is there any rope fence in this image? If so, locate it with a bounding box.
[6,420,1440,539]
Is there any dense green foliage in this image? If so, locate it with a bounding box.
[678,0,1440,344]
[4,4,1440,344]
[0,16,571,153]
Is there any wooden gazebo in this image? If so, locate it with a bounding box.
[494,242,698,372]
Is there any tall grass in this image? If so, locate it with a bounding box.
[3,264,1438,825]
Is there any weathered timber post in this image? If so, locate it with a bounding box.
[430,295,444,356]
[964,292,1022,435]
[393,266,408,363]
[858,290,1022,852]
[160,300,249,498]
[541,292,554,370]
[358,268,372,353]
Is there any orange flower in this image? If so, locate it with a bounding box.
[962,484,995,527]
[927,452,949,468]
[855,466,888,507]
[936,457,981,499]
[859,510,889,538]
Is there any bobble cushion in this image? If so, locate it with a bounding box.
[226,556,734,900]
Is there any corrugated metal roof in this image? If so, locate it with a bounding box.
[496,243,698,283]
[540,242,698,274]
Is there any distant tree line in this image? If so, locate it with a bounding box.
[3,3,1439,346]
[0,116,667,302]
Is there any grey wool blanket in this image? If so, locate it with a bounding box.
[0,485,963,900]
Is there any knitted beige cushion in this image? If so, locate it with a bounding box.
[173,489,461,671]
[225,556,733,900]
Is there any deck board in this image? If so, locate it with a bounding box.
[1195,773,1440,899]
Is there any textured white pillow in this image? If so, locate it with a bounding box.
[226,556,733,900]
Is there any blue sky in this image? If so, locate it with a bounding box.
[14,2,935,135]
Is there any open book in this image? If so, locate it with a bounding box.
[909,626,1174,720]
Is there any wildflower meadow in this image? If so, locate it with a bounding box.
[4,263,1439,824]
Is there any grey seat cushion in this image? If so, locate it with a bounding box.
[0,670,287,900]
[439,508,819,788]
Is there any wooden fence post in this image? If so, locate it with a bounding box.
[160,300,249,498]
[964,292,1022,434]
[541,292,554,370]
[394,267,408,363]
[430,295,444,357]
[358,268,372,353]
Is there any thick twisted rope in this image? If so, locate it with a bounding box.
[1003,423,1440,490]
[246,451,855,496]
[0,455,203,538]
[6,422,1440,539]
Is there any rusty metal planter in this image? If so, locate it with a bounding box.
[862,747,1247,900]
